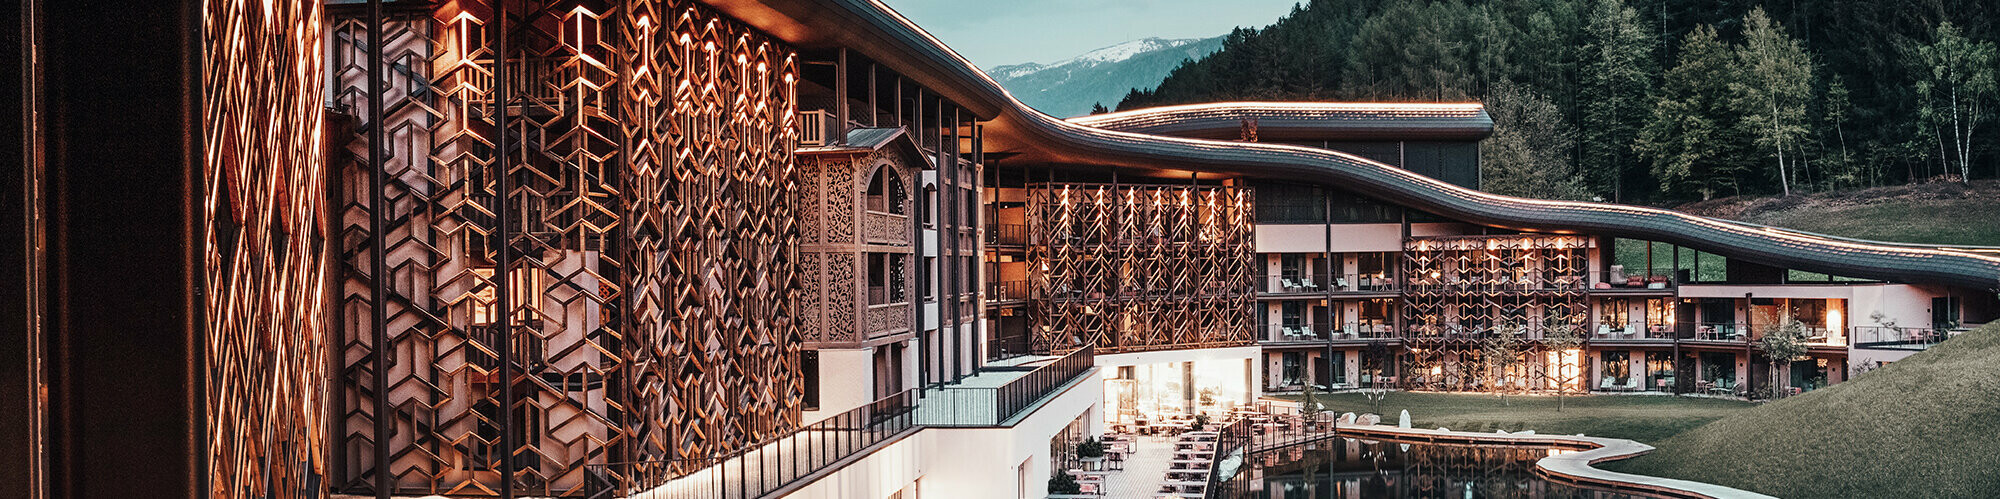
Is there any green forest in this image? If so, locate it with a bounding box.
[1117,0,2000,204]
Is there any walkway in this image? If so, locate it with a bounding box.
[1099,434,1172,499]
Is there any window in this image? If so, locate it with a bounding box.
[1253,181,1324,224]
[1933,296,1962,329]
[865,166,905,214]
[1646,351,1676,391]
[920,185,937,226]
[1328,351,1346,385]
[1281,301,1304,327]
[802,350,820,410]
[1281,352,1304,386]
[1603,351,1630,387]
[1602,298,1632,331]
[921,256,936,300]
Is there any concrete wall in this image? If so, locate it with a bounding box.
[910,369,1104,499]
[803,347,878,424]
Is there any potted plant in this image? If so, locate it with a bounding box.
[1076,437,1106,470]
[1048,472,1081,495]
[1191,413,1211,431]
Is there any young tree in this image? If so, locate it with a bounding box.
[1759,319,1811,398]
[1823,78,1859,187]
[1579,0,1655,202]
[1541,319,1586,412]
[1637,25,1747,200]
[1483,80,1588,200]
[1089,102,1109,115]
[1481,323,1524,404]
[1910,21,1997,183]
[1732,8,1814,196]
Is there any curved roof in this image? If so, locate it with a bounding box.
[1068,102,1494,141]
[701,0,2000,291]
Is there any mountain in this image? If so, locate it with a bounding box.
[989,37,1223,118]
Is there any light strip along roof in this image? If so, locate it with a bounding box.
[1068,102,1493,141]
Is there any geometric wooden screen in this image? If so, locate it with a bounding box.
[1400,235,1591,391]
[204,0,329,497]
[328,0,800,496]
[1028,183,1256,354]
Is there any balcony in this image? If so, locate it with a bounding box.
[1253,273,1398,296]
[1403,272,1588,293]
[1590,321,1676,341]
[584,389,919,499]
[1590,268,1676,292]
[1851,326,1954,350]
[1261,322,1396,343]
[861,211,910,245]
[985,223,1026,246]
[986,280,1029,302]
[1683,322,1842,346]
[918,344,1095,426]
[799,109,836,147]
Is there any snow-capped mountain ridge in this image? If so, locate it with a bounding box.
[986,36,1223,117]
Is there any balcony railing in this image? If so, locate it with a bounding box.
[1262,323,1329,342]
[583,389,919,499]
[1591,320,1675,340]
[986,280,1029,301]
[1403,272,1588,292]
[1253,273,1398,294]
[1592,268,1676,290]
[1262,322,1396,342]
[985,223,1026,246]
[1851,325,1950,350]
[1684,322,1840,345]
[799,109,835,147]
[921,344,1094,427]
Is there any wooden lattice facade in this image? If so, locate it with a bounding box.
[328,0,801,495]
[1028,183,1257,354]
[1399,235,1591,391]
[205,0,331,496]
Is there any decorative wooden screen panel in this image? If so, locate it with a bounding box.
[205,0,329,497]
[329,0,800,495]
[1400,235,1591,391]
[1028,183,1257,354]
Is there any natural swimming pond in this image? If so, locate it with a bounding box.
[1210,436,1651,498]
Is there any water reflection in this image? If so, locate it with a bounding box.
[1218,437,1649,498]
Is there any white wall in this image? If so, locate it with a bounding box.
[907,368,1104,499]
[780,432,925,499]
[803,348,877,425]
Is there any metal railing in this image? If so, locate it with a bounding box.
[1254,273,1329,294]
[1852,325,1949,350]
[1261,323,1329,342]
[921,344,1094,427]
[985,223,1026,245]
[1204,410,1342,498]
[1593,268,1677,289]
[583,389,918,499]
[986,280,1029,301]
[1591,320,1675,340]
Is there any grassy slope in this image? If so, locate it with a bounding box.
[1602,323,2000,498]
[1675,180,2000,247]
[1277,391,1752,444]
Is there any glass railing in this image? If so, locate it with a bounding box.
[1591,321,1675,339]
[1252,273,1397,294]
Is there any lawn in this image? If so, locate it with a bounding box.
[1599,323,2000,498]
[1272,391,1753,444]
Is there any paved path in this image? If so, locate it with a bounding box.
[1100,435,1175,499]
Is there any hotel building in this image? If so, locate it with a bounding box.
[8,0,1997,498]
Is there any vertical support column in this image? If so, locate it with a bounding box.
[833,48,847,145]
[364,1,391,497]
[1324,188,1336,384]
[942,101,960,382]
[4,0,47,494]
[493,2,515,496]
